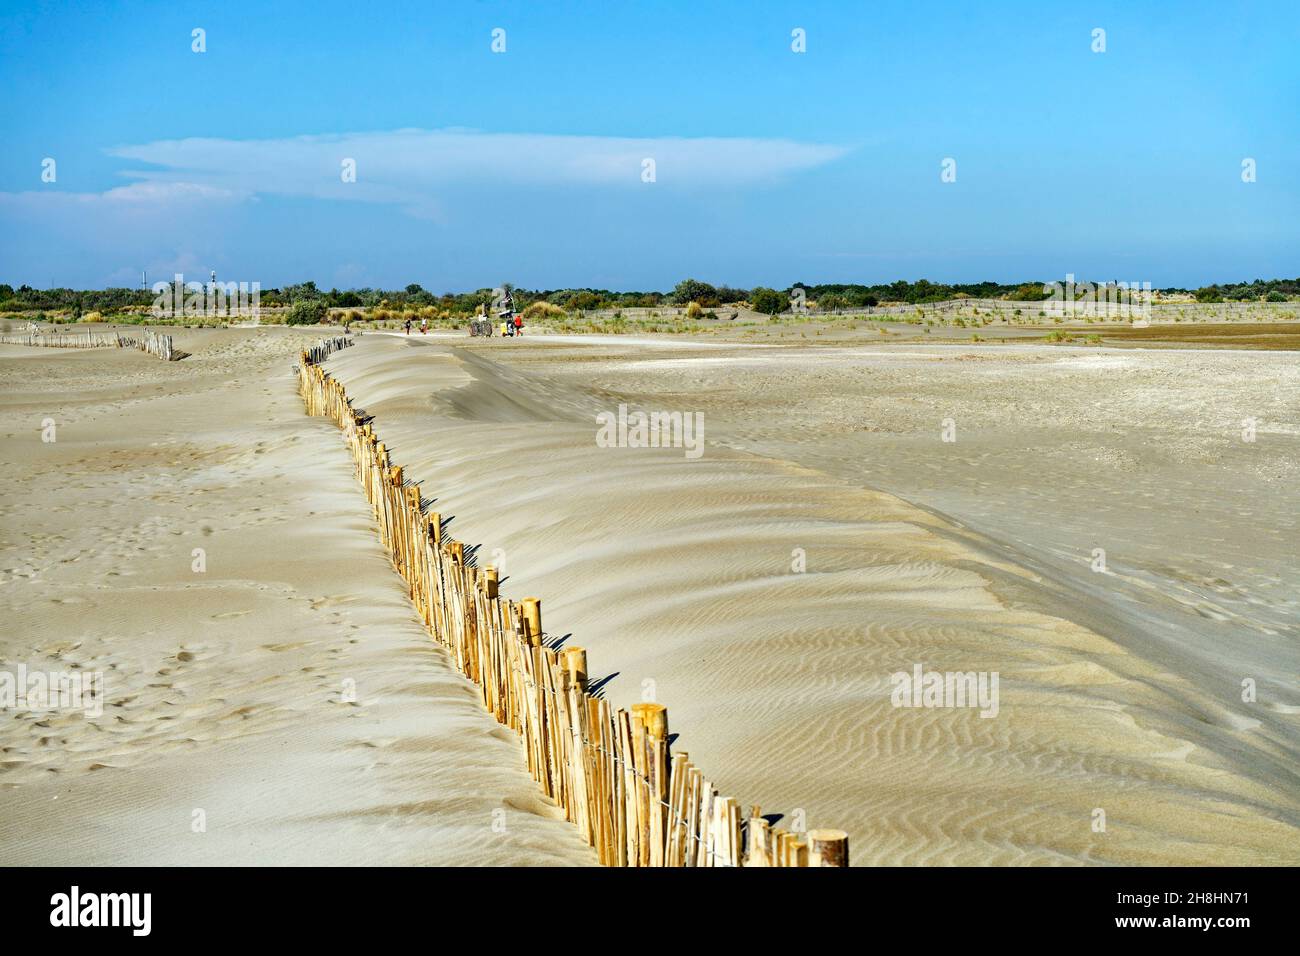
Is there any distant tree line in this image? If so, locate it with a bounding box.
[0,285,156,316]
[2,276,1296,317]
[1187,279,1297,303]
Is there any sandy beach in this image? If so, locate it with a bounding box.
[320,330,1299,865]
[3,326,1298,865]
[0,328,592,865]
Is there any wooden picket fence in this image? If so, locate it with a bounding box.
[297,345,848,867]
[115,329,178,361]
[0,331,117,348]
[302,335,353,365]
[0,328,179,360]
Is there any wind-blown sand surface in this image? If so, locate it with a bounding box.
[324,331,1299,865]
[3,326,1297,866]
[0,329,592,865]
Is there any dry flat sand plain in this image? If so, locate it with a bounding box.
[0,329,591,865]
[3,326,1298,865]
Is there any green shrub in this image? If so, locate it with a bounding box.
[750,287,785,316]
[522,301,566,320]
[818,294,846,314]
[286,299,328,325]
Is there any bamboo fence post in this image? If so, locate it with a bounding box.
[747,811,771,867]
[521,597,542,646]
[598,698,623,867]
[617,710,638,866]
[685,767,702,867]
[807,829,849,867]
[632,702,668,867]
[666,752,689,866]
[557,644,592,841]
[588,696,606,862]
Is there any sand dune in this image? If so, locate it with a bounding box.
[323,333,1299,865]
[3,327,1296,866]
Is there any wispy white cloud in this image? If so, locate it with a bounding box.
[2,128,847,224]
[2,127,847,224]
[0,128,851,285]
[98,128,846,218]
[0,180,244,211]
[108,127,846,187]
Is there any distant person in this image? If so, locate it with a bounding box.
[404,318,411,335]
[420,316,428,334]
[514,315,523,337]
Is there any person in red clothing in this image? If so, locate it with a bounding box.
[514,315,523,337]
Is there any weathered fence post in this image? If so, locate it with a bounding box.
[807,829,849,867]
[521,597,542,646]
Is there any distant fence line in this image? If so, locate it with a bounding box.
[297,342,848,868]
[855,298,1289,318]
[0,331,118,348]
[302,335,353,365]
[0,329,179,360]
[116,330,179,361]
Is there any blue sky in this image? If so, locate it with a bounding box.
[1,0,1296,291]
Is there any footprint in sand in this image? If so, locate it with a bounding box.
[224,704,263,720]
[173,644,218,664]
[307,595,357,611]
[262,641,317,653]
